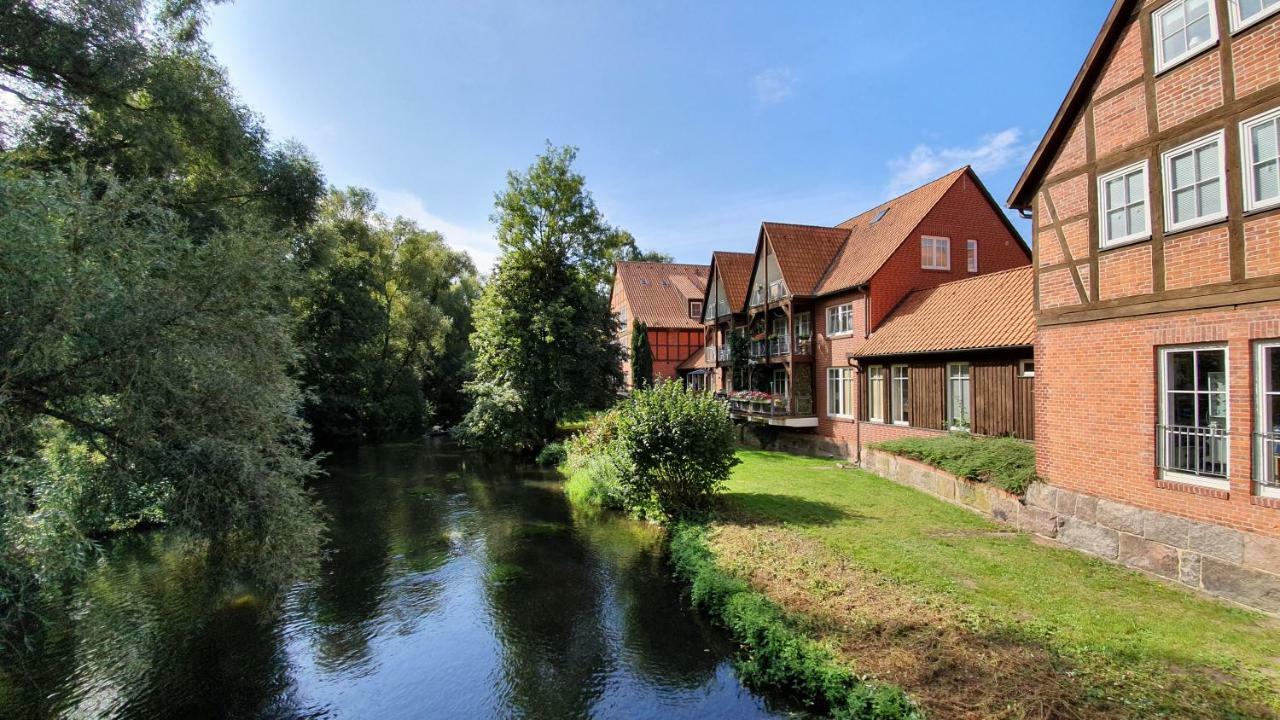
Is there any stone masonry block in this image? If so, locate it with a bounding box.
[1201,558,1280,613]
[1024,482,1057,511]
[1074,494,1098,524]
[1020,505,1063,538]
[1096,499,1144,535]
[1188,522,1245,564]
[1178,550,1202,587]
[937,475,956,500]
[1060,518,1120,560]
[1144,512,1191,548]
[1055,488,1080,516]
[1243,533,1280,576]
[989,491,1020,525]
[1119,533,1179,579]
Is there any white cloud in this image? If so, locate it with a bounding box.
[374,189,499,272]
[752,67,796,106]
[885,127,1029,196]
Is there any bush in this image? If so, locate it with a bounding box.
[669,525,923,719]
[535,442,567,467]
[563,409,630,510]
[613,380,738,521]
[871,433,1037,496]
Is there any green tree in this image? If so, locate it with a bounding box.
[0,0,325,619]
[458,144,624,451]
[295,188,479,444]
[630,321,654,389]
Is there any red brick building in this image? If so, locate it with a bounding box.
[1008,0,1280,609]
[698,166,1032,452]
[608,261,709,389]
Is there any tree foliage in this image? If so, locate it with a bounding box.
[458,144,625,451]
[0,0,326,620]
[630,321,653,389]
[295,187,479,444]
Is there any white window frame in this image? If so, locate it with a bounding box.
[1098,160,1152,248]
[946,362,971,431]
[1230,0,1280,32]
[1154,0,1220,74]
[1157,344,1231,490]
[1253,340,1280,498]
[867,365,885,423]
[921,236,951,270]
[689,299,703,320]
[1018,359,1036,378]
[890,364,910,426]
[826,367,855,419]
[966,239,978,273]
[825,303,854,337]
[794,312,811,339]
[1241,106,1280,213]
[1162,130,1228,234]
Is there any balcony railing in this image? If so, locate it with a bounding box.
[717,345,730,362]
[1157,424,1228,480]
[704,346,716,363]
[768,279,787,302]
[1253,432,1280,496]
[723,393,814,418]
[747,335,812,359]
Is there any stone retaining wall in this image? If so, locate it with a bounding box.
[861,448,1280,614]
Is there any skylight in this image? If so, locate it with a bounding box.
[871,207,891,225]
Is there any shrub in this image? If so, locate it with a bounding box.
[535,442,567,467]
[872,433,1037,496]
[613,380,738,521]
[669,525,922,719]
[563,409,630,510]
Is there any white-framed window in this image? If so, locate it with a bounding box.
[794,312,811,340]
[1098,161,1151,247]
[1018,359,1036,378]
[772,368,789,398]
[689,300,703,320]
[1158,345,1229,489]
[890,365,910,425]
[1154,0,1219,74]
[1253,341,1280,497]
[1230,0,1280,32]
[921,236,950,270]
[1163,131,1227,233]
[867,366,885,422]
[966,240,978,273]
[826,303,854,336]
[826,367,855,418]
[947,362,971,431]
[1242,107,1280,212]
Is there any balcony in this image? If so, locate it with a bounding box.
[749,279,789,307]
[717,344,731,362]
[747,335,811,359]
[1253,432,1280,498]
[704,346,717,363]
[721,391,817,428]
[1157,424,1228,487]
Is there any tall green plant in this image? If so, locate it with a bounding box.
[630,320,654,389]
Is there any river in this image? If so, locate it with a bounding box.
[0,441,799,719]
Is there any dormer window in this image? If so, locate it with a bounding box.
[689,300,703,320]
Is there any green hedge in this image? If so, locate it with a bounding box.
[870,434,1036,496]
[668,524,923,720]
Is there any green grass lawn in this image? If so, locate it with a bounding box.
[717,449,1280,718]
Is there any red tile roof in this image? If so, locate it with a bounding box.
[711,251,754,311]
[814,167,970,296]
[760,223,851,297]
[614,261,709,329]
[854,266,1035,357]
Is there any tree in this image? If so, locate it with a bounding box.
[457,144,624,451]
[0,0,325,618]
[630,321,654,389]
[295,188,479,444]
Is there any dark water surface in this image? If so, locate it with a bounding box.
[1,442,798,719]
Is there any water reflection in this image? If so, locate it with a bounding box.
[1,442,794,719]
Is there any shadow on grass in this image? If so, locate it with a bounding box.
[718,492,859,527]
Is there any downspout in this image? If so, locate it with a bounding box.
[853,361,862,466]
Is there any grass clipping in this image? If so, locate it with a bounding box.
[669,523,924,720]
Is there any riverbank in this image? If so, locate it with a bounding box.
[699,449,1280,719]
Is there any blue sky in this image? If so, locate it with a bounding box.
[206,1,1110,271]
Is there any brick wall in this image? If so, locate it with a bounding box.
[1037,304,1280,540]
[1154,49,1224,130]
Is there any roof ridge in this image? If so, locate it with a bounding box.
[834,165,969,228]
[760,220,848,232]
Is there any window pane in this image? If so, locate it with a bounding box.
[1195,142,1219,180]
[1160,4,1184,37]
[1107,177,1125,209]
[1253,121,1278,162]
[1199,177,1222,216]
[1255,160,1279,202]
[1171,152,1195,188]
[1187,0,1211,21]
[1270,347,1280,393]
[1169,351,1195,390]
[1269,394,1280,435]
[1126,171,1144,202]
[1173,187,1197,223]
[1162,31,1187,61]
[1171,393,1196,425]
[1186,14,1212,47]
[1128,204,1147,235]
[1198,349,1225,388]
[1241,0,1264,18]
[1107,209,1127,240]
